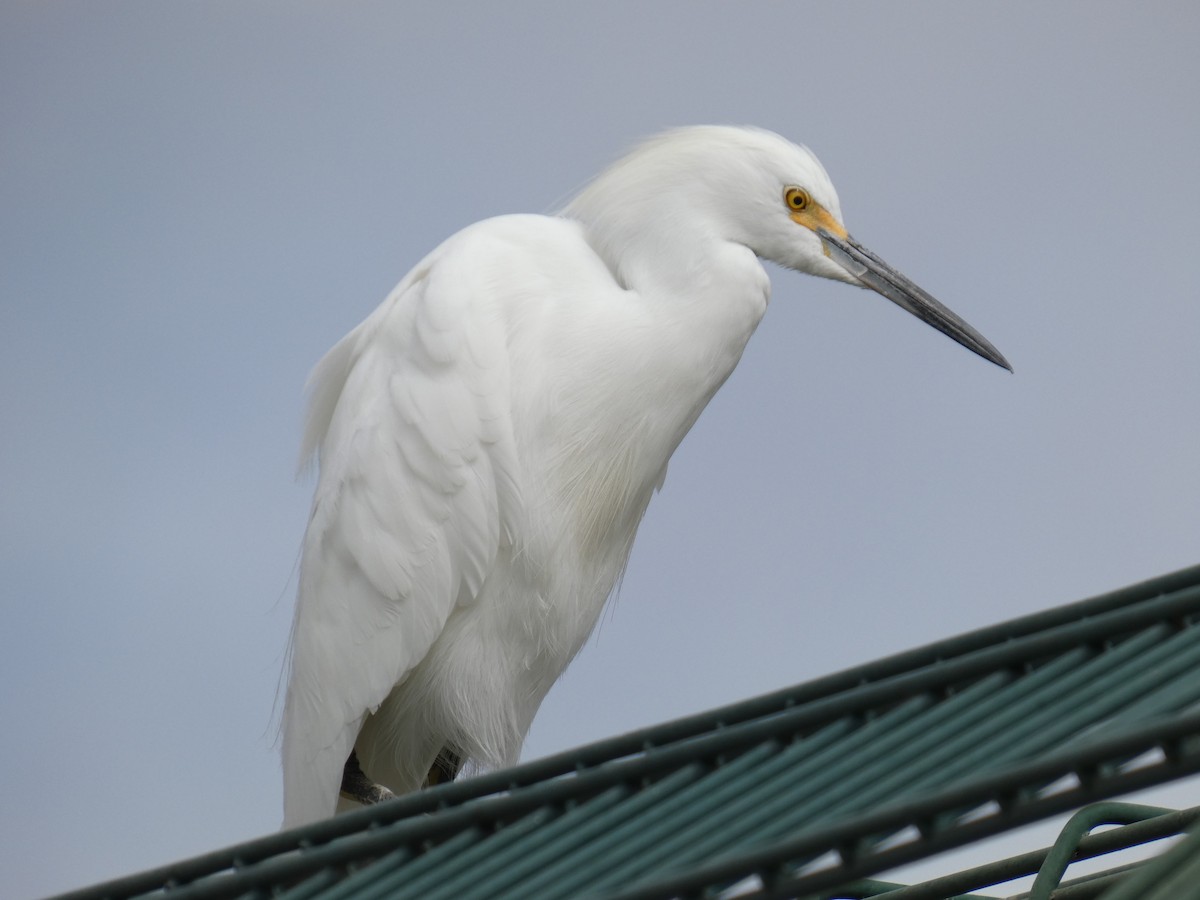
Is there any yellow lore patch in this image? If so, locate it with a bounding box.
[789,204,848,240]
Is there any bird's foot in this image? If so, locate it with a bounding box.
[425,747,463,787]
[341,750,396,806]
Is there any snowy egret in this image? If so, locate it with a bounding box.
[281,126,1009,827]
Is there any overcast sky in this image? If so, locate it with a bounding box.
[3,4,1199,897]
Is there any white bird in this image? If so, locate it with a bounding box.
[280,126,1009,827]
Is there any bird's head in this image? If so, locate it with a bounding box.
[572,126,1011,371]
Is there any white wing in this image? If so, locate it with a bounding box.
[281,227,522,827]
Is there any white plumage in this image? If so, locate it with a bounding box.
[281,126,1008,828]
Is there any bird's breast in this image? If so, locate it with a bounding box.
[484,216,769,606]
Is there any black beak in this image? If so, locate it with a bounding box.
[819,229,1012,372]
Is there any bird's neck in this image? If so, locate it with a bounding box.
[568,203,772,427]
[600,219,772,446]
[578,203,768,312]
[617,221,771,365]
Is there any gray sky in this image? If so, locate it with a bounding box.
[2,3,1198,897]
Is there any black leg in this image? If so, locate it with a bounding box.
[340,750,396,806]
[425,747,463,786]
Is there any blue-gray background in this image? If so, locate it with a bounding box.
[3,4,1198,896]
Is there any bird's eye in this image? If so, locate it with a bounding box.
[784,187,810,211]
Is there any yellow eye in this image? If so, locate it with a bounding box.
[784,186,810,212]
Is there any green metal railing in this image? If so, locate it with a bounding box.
[817,803,1199,899]
[55,564,1200,900]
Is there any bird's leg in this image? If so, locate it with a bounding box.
[424,747,463,787]
[340,749,396,806]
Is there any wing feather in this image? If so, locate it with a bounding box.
[282,232,521,827]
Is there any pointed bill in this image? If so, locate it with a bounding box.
[819,229,1012,372]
